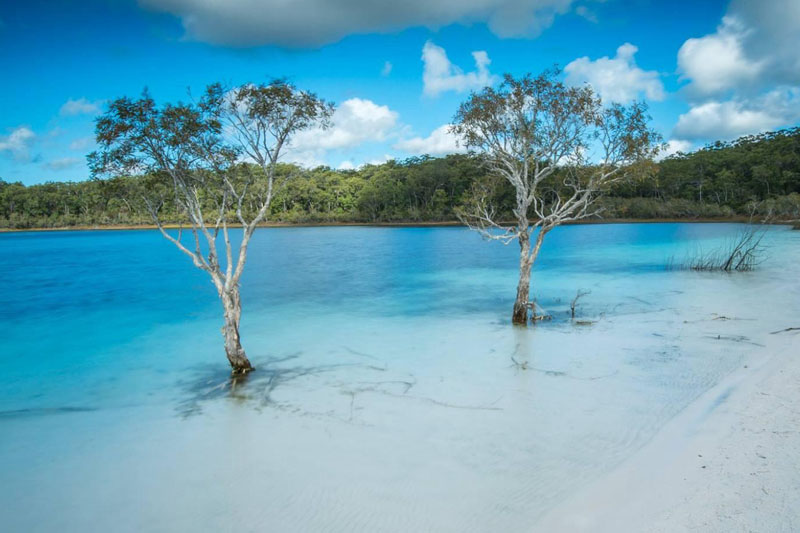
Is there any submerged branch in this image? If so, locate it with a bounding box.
[670,223,767,272]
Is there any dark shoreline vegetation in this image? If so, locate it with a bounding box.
[0,217,782,233]
[2,126,800,230]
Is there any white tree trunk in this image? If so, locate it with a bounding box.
[512,231,532,324]
[512,228,547,325]
[220,286,253,374]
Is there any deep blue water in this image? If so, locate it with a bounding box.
[0,223,793,410]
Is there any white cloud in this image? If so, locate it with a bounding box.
[394,124,466,156]
[677,1,800,97]
[673,88,800,141]
[44,157,81,171]
[422,41,497,97]
[677,17,762,97]
[729,0,800,86]
[0,126,36,162]
[381,61,393,76]
[60,98,102,117]
[368,155,394,166]
[673,1,800,143]
[564,43,664,103]
[658,139,694,160]
[286,97,400,167]
[139,0,576,47]
[337,155,392,170]
[294,98,398,151]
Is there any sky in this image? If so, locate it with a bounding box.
[1,0,799,185]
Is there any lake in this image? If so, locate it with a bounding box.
[1,223,799,531]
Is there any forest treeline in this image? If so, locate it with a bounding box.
[2,126,800,229]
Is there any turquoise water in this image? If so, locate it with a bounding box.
[1,223,799,531]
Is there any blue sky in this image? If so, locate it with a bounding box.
[1,0,799,185]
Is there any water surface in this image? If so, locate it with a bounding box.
[1,223,799,531]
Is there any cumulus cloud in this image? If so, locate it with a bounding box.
[367,155,394,166]
[729,0,800,86]
[286,97,400,167]
[294,98,398,151]
[674,0,800,142]
[139,0,576,47]
[673,88,800,141]
[60,98,102,117]
[678,0,800,97]
[677,17,762,97]
[422,41,497,97]
[564,43,664,103]
[0,126,36,161]
[658,139,694,160]
[337,155,393,170]
[394,125,466,156]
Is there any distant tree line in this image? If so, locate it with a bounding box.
[2,126,800,229]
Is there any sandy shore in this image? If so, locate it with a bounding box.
[538,328,800,532]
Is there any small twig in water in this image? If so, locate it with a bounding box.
[705,334,765,347]
[770,327,800,335]
[342,346,382,361]
[510,355,617,380]
[510,355,528,371]
[571,289,591,319]
[355,379,416,394]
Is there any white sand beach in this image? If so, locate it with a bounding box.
[538,329,800,532]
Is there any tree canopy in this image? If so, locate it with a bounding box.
[2,127,800,229]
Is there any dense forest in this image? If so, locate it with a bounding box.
[2,127,800,229]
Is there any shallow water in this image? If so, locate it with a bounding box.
[1,223,799,531]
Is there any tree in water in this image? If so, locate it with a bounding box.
[452,69,660,324]
[90,81,333,374]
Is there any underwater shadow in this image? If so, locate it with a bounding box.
[175,351,388,418]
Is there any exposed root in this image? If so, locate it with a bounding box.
[527,300,552,323]
[231,366,255,377]
[176,355,380,417]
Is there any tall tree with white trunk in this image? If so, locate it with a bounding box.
[452,69,660,325]
[90,81,333,374]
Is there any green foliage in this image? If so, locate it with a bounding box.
[2,127,800,229]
